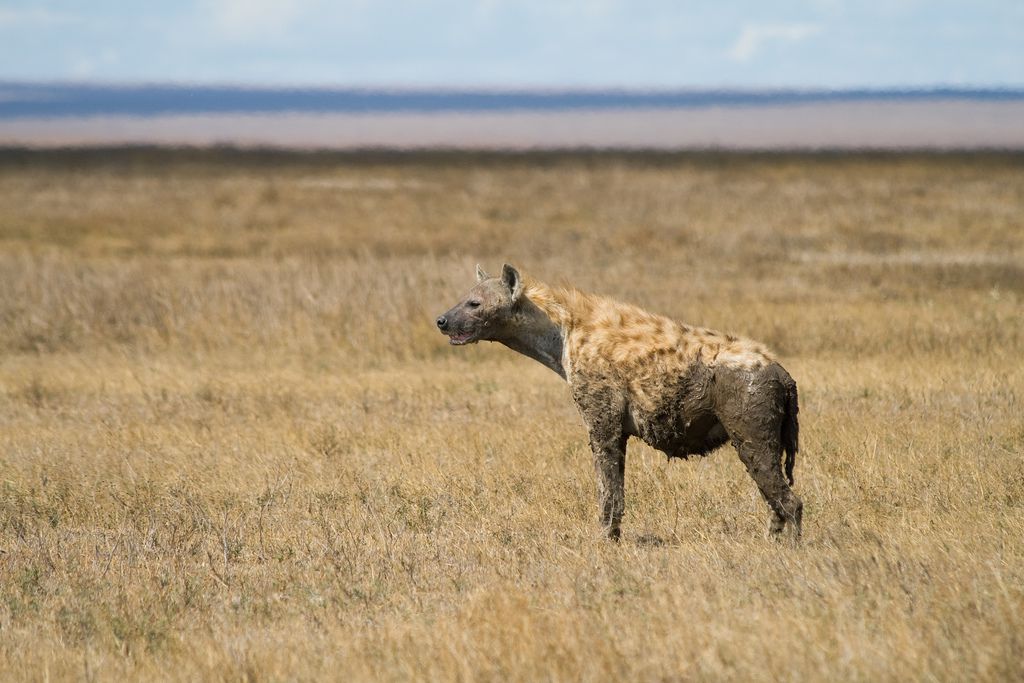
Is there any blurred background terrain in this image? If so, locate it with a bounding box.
[3,84,1023,148]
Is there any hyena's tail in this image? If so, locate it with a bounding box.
[781,376,800,486]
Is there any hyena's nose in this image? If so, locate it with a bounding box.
[436,315,449,331]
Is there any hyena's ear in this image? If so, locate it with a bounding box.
[502,263,523,303]
[476,264,490,283]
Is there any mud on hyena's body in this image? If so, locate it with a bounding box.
[437,264,802,540]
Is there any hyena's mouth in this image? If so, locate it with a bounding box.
[448,331,477,345]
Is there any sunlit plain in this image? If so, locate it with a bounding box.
[1,149,1022,681]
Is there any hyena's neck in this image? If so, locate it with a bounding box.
[498,295,568,380]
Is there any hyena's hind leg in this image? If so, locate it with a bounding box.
[735,440,803,539]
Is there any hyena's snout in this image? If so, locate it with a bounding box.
[436,307,478,346]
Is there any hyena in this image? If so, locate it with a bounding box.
[437,264,802,541]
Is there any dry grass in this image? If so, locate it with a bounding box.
[1,149,1023,682]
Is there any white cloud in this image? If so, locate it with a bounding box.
[729,23,822,62]
[70,48,120,78]
[0,8,78,27]
[201,0,324,41]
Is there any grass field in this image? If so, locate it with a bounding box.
[1,148,1022,681]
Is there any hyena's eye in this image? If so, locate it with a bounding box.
[468,300,482,308]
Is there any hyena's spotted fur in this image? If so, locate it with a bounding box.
[437,264,802,540]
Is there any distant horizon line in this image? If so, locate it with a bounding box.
[3,81,1024,120]
[4,79,1024,93]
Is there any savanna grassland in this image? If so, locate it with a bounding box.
[1,148,1022,682]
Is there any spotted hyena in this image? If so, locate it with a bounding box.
[437,264,802,541]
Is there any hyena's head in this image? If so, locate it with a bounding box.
[436,264,523,345]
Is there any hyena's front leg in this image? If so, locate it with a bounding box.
[590,432,628,541]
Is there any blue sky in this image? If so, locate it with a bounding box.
[1,1,1022,88]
